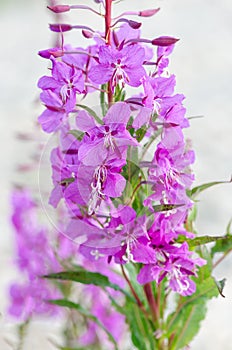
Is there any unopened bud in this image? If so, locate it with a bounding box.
[139,8,160,17]
[152,36,179,46]
[38,48,63,59]
[47,5,70,13]
[82,30,94,39]
[128,20,142,29]
[49,23,72,32]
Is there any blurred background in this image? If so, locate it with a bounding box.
[0,0,231,348]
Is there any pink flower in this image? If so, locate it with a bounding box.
[89,44,146,90]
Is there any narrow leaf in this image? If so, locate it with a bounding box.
[211,234,232,256]
[152,203,183,213]
[76,104,103,124]
[47,299,118,350]
[68,130,84,140]
[177,235,232,248]
[43,268,135,302]
[167,276,219,349]
[188,177,232,199]
[215,278,226,298]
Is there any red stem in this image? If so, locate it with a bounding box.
[120,266,150,319]
[105,0,112,45]
[144,283,159,323]
[105,0,113,105]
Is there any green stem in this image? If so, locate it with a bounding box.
[213,247,232,269]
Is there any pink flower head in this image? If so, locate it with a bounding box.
[76,102,138,166]
[89,44,146,90]
[38,58,85,113]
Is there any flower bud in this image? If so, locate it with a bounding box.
[47,5,70,13]
[152,36,179,46]
[38,48,63,59]
[127,20,142,29]
[82,30,94,39]
[49,23,72,32]
[139,8,160,17]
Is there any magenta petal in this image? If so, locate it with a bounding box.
[65,219,103,240]
[49,186,63,208]
[38,109,65,133]
[88,65,113,85]
[76,110,97,132]
[104,173,126,197]
[122,45,145,67]
[137,264,160,284]
[38,76,58,90]
[133,107,151,129]
[98,45,116,64]
[78,141,107,166]
[125,66,146,87]
[103,102,131,124]
[132,244,157,264]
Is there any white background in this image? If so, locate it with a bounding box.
[0,0,231,349]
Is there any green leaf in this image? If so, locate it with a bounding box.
[124,263,147,305]
[140,204,184,218]
[100,84,108,116]
[152,204,183,213]
[59,347,89,350]
[167,277,219,349]
[211,219,232,256]
[125,300,156,350]
[166,259,219,350]
[59,177,75,186]
[188,177,232,199]
[114,84,126,102]
[43,268,135,302]
[76,104,103,124]
[177,235,232,249]
[68,130,84,141]
[215,278,226,298]
[136,126,147,142]
[47,299,118,350]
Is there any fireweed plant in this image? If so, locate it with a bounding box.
[8,1,232,350]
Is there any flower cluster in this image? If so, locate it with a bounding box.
[9,189,62,320]
[9,188,126,348]
[37,2,205,297]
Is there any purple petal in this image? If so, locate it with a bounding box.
[38,76,58,90]
[133,107,151,129]
[122,45,145,67]
[98,45,116,65]
[137,264,160,284]
[78,141,107,166]
[76,110,97,132]
[88,65,113,85]
[38,109,65,133]
[125,66,146,87]
[103,102,131,124]
[104,173,126,197]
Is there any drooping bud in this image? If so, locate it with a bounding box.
[127,20,142,29]
[112,18,142,30]
[152,36,179,46]
[47,5,70,13]
[82,30,94,39]
[49,23,72,32]
[139,8,160,17]
[38,47,63,59]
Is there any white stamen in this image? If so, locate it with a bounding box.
[104,132,115,150]
[90,249,105,260]
[88,165,107,215]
